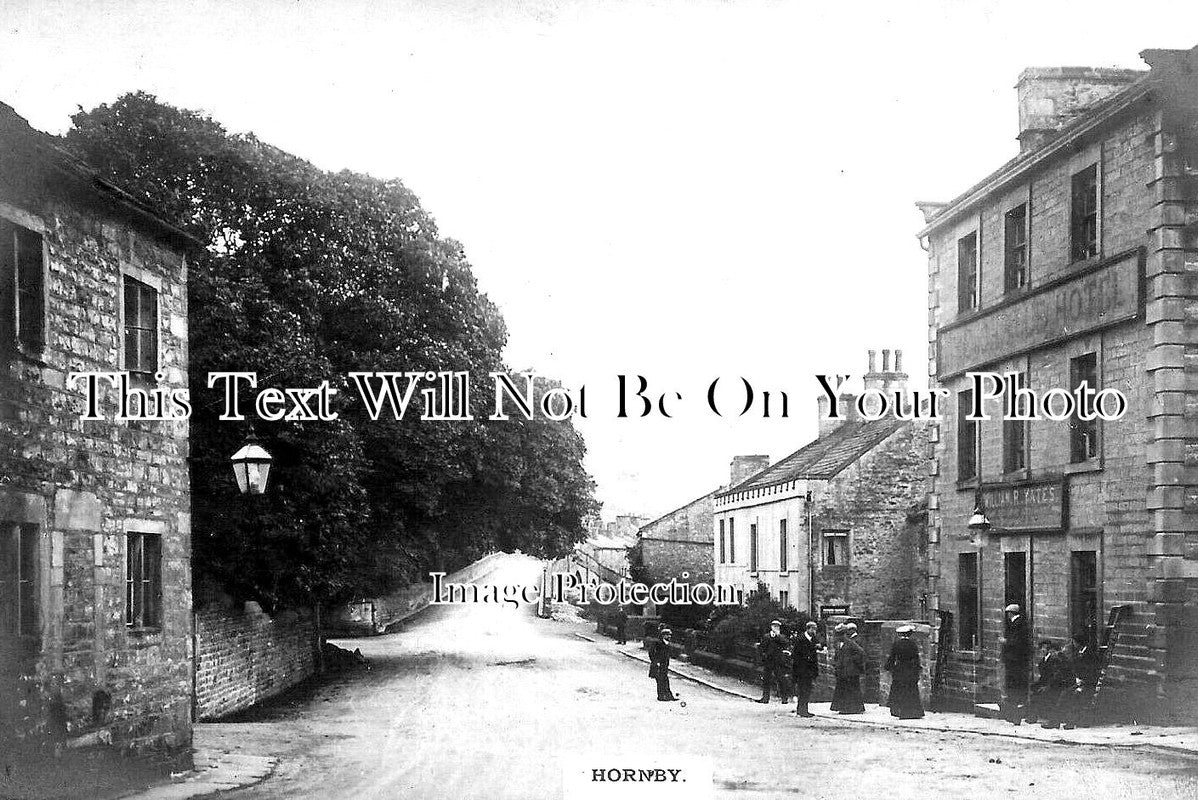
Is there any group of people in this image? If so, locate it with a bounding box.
[999,603,1100,729]
[751,618,926,719]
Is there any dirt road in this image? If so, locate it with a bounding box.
[210,554,1197,799]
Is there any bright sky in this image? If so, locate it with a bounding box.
[3,1,1196,520]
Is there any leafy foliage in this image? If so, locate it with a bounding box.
[65,93,597,608]
[704,582,811,658]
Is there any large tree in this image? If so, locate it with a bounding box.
[65,93,596,608]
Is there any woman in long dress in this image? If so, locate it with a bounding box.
[884,625,925,719]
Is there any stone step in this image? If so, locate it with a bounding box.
[974,702,1003,719]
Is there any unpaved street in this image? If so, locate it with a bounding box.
[207,555,1198,799]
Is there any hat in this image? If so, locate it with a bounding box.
[833,623,847,633]
[844,623,858,633]
[770,619,782,627]
[896,624,915,634]
[1005,604,1021,613]
[659,628,672,637]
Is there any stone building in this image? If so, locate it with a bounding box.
[919,47,1198,720]
[713,350,928,618]
[0,103,195,752]
[630,455,769,589]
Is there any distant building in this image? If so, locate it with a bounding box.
[714,350,928,618]
[631,456,769,588]
[920,47,1198,721]
[0,103,195,752]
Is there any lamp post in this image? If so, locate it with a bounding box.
[230,431,273,495]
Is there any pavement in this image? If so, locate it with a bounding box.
[105,555,1198,800]
[114,748,276,800]
[574,631,1198,757]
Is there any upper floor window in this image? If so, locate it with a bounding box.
[779,519,788,572]
[728,518,735,564]
[1071,165,1099,262]
[718,519,726,564]
[126,532,162,630]
[0,219,45,355]
[1004,203,1028,292]
[123,276,159,379]
[1070,353,1099,463]
[1003,372,1029,473]
[957,388,979,481]
[957,232,979,313]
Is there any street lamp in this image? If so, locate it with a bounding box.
[231,432,273,495]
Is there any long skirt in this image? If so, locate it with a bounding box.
[887,676,924,719]
[829,678,845,712]
[836,676,865,714]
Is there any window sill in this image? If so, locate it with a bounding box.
[956,477,980,491]
[1063,460,1102,476]
[955,649,983,663]
[126,626,163,645]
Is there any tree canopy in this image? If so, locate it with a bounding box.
[65,92,597,608]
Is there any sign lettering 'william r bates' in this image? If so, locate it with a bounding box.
[979,479,1067,532]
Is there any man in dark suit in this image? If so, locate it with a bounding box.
[834,622,866,714]
[754,620,792,703]
[791,620,824,717]
[649,628,677,701]
[1000,603,1031,724]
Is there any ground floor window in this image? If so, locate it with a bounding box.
[823,529,848,566]
[957,552,980,650]
[126,532,163,630]
[1070,550,1099,646]
[0,522,38,641]
[778,590,789,608]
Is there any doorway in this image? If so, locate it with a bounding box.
[1004,551,1027,615]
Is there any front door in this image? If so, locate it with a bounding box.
[1004,551,1027,616]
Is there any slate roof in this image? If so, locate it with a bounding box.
[715,419,908,498]
[0,101,199,250]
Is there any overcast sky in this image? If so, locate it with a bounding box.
[3,1,1197,520]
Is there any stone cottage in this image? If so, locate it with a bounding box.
[713,350,928,619]
[0,102,195,753]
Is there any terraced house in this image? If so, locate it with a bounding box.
[919,46,1198,721]
[0,103,195,752]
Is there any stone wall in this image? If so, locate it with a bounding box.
[924,59,1198,721]
[633,490,716,586]
[194,602,317,720]
[0,110,193,753]
[812,422,929,619]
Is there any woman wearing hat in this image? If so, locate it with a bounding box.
[833,622,866,714]
[884,625,925,719]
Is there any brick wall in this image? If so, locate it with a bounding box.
[0,111,193,753]
[194,601,317,720]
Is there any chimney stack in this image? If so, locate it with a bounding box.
[729,455,770,487]
[1016,67,1143,153]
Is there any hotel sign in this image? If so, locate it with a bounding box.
[938,249,1143,378]
[979,478,1067,532]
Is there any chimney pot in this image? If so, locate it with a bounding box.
[895,350,903,372]
[882,349,891,372]
[868,350,877,373]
